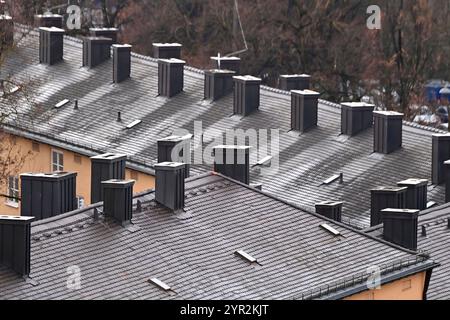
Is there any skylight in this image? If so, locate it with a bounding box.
[320,223,341,236]
[126,120,142,129]
[427,201,437,209]
[149,277,171,291]
[254,155,272,167]
[323,173,343,185]
[235,250,257,263]
[55,99,70,109]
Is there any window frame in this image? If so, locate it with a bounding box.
[51,149,64,172]
[6,176,19,207]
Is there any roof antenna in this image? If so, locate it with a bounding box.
[224,0,248,57]
[217,53,221,69]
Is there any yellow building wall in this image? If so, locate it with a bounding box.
[344,271,427,300]
[0,134,155,216]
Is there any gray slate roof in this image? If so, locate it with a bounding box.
[365,204,450,300]
[0,27,446,228]
[0,173,435,300]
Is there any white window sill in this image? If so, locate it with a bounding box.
[5,201,19,208]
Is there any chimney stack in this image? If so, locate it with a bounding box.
[445,160,450,202]
[82,37,113,68]
[373,111,404,154]
[341,102,375,136]
[153,43,182,59]
[291,89,320,133]
[432,134,450,184]
[233,76,261,116]
[158,58,185,97]
[154,162,186,212]
[39,27,65,65]
[397,179,428,210]
[381,209,419,251]
[213,145,251,185]
[204,69,235,101]
[20,172,77,221]
[211,56,241,74]
[90,153,127,204]
[279,74,311,91]
[0,215,35,277]
[112,44,131,83]
[315,201,343,222]
[34,14,63,28]
[90,28,119,44]
[157,135,192,178]
[370,187,407,226]
[102,180,135,226]
[0,14,13,48]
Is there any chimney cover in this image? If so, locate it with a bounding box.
[153,43,182,59]
[154,162,186,212]
[102,179,135,226]
[381,208,419,251]
[0,215,35,276]
[213,145,251,185]
[315,201,343,222]
[90,27,119,43]
[112,44,132,83]
[211,56,241,74]
[204,69,236,101]
[34,14,63,28]
[432,134,450,184]
[158,58,185,97]
[397,179,428,210]
[290,89,320,132]
[373,111,404,154]
[341,102,375,136]
[279,74,311,91]
[233,75,262,116]
[370,186,407,226]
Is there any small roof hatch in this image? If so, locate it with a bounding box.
[320,223,341,236]
[126,120,142,129]
[235,250,257,263]
[149,277,171,291]
[55,99,70,109]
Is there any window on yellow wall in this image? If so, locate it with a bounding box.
[74,154,82,164]
[52,150,64,172]
[6,176,19,207]
[402,279,412,291]
[32,141,40,152]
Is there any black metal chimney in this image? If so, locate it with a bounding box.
[153,43,182,59]
[370,187,407,226]
[157,135,192,178]
[204,69,236,101]
[34,14,63,28]
[0,14,13,48]
[154,162,186,212]
[102,180,135,226]
[233,76,261,116]
[315,201,343,222]
[90,27,119,43]
[213,145,251,185]
[39,27,65,65]
[291,89,320,133]
[341,102,375,136]
[90,153,127,204]
[381,209,419,251]
[158,58,185,97]
[373,111,404,154]
[211,56,241,74]
[0,215,35,277]
[82,37,113,68]
[112,44,132,83]
[20,172,77,221]
[279,74,311,91]
[445,160,450,202]
[397,179,428,210]
[432,134,450,184]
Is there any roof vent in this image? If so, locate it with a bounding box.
[153,43,182,59]
[0,216,35,277]
[341,102,375,136]
[90,28,119,43]
[213,145,251,185]
[279,74,311,91]
[0,15,13,47]
[373,111,404,154]
[102,180,135,226]
[20,172,77,221]
[233,76,261,116]
[39,27,65,65]
[82,37,113,68]
[34,14,63,28]
[157,135,192,178]
[315,201,343,222]
[90,153,127,204]
[149,277,171,291]
[370,187,407,227]
[55,99,70,109]
[432,134,450,184]
[235,250,257,263]
[291,90,320,132]
[204,69,235,101]
[320,223,341,236]
[211,56,241,74]
[154,162,186,212]
[158,58,185,98]
[112,44,132,83]
[126,120,142,129]
[397,179,428,210]
[381,208,419,251]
